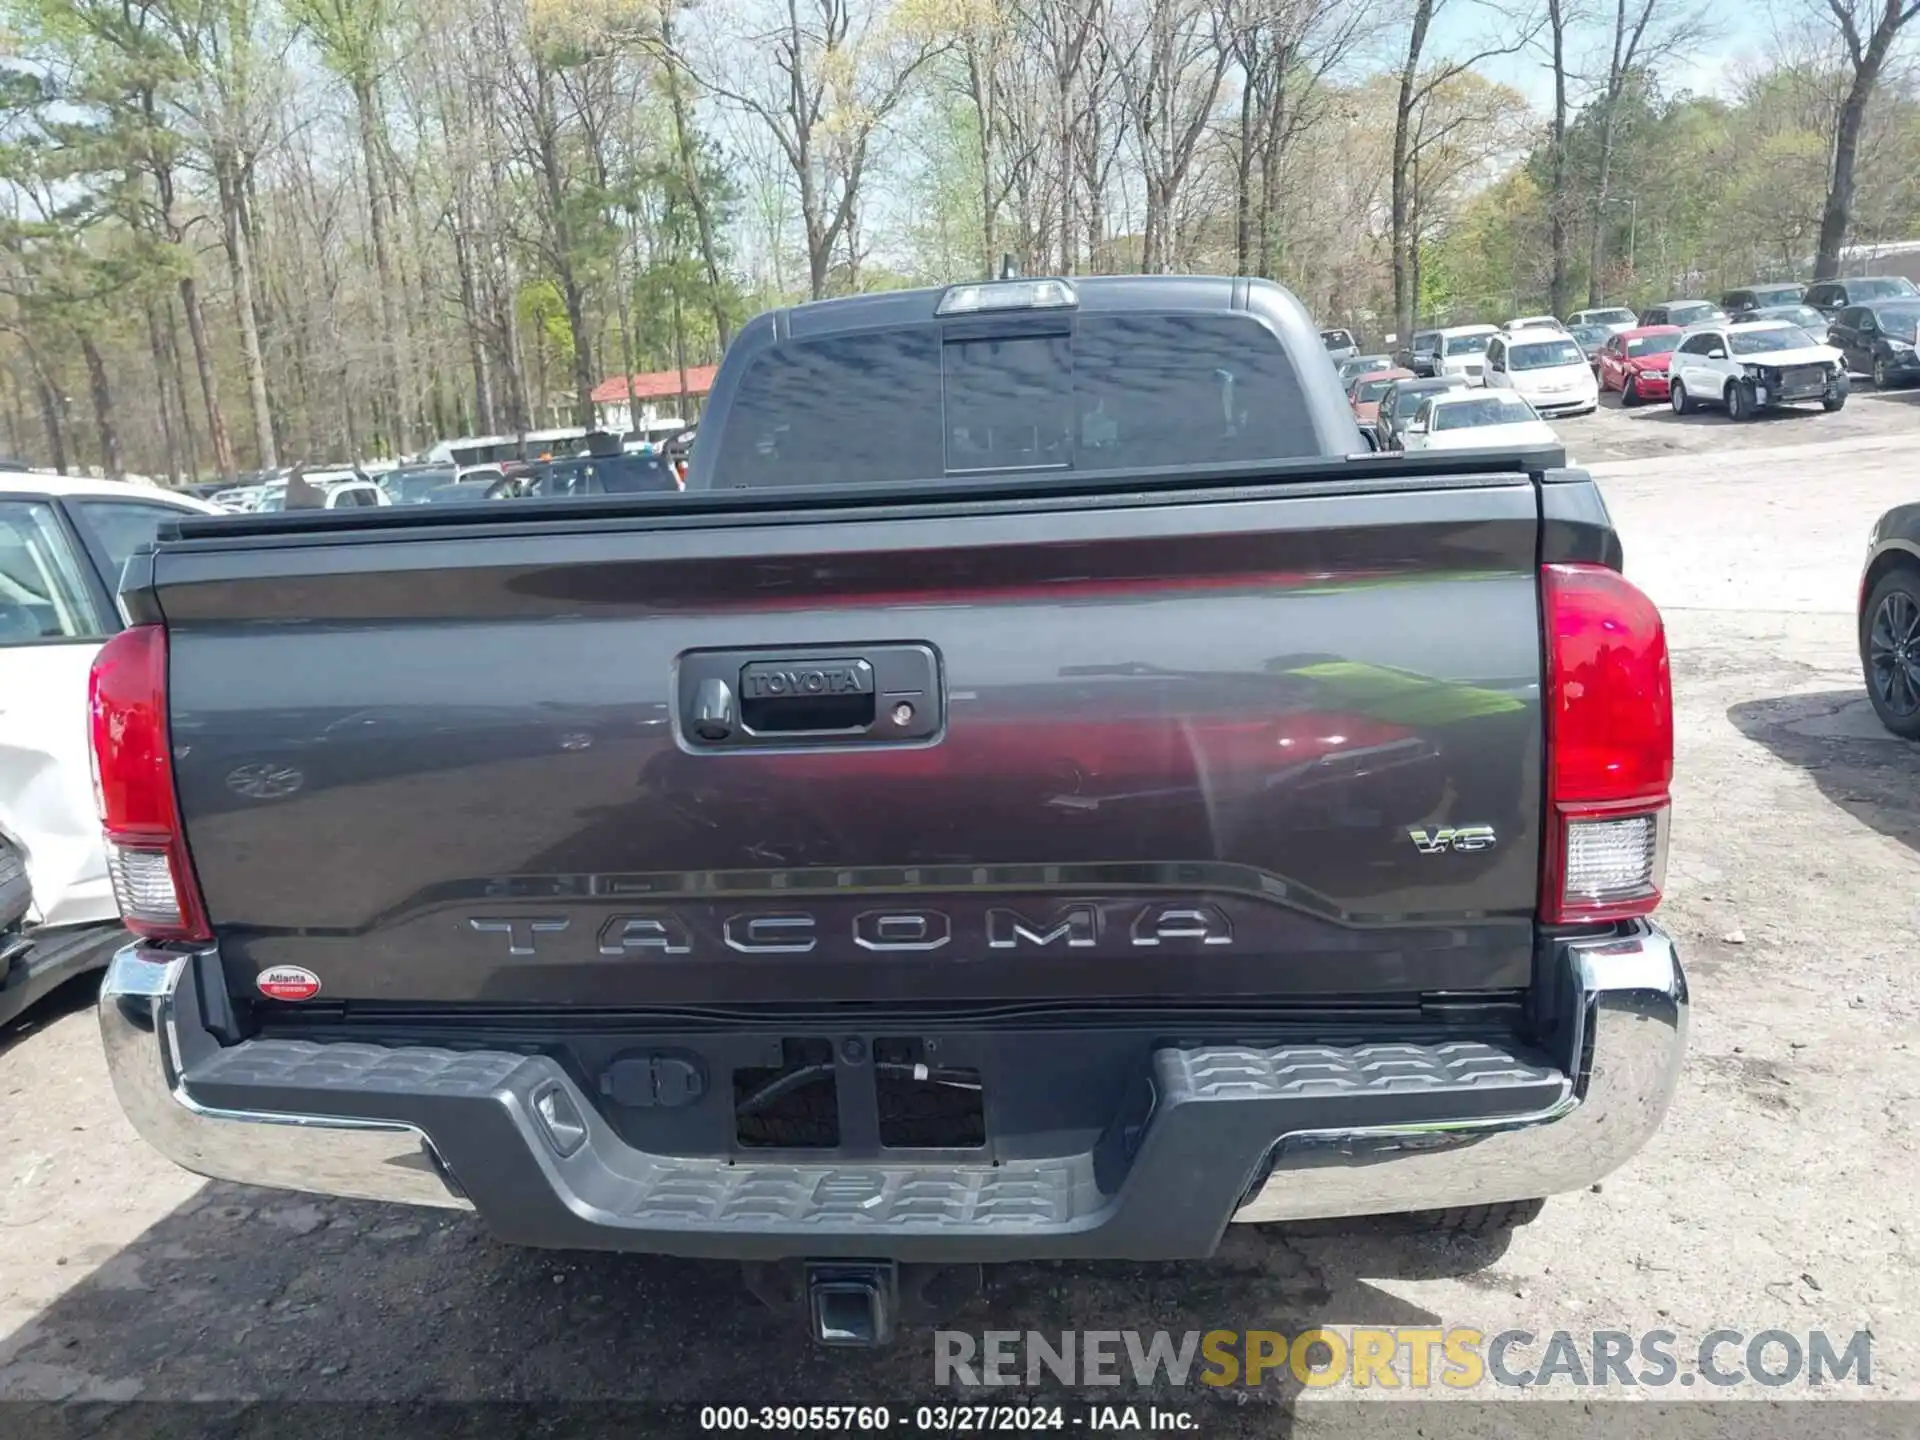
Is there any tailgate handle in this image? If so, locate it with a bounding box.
[678,644,942,751]
[739,659,875,733]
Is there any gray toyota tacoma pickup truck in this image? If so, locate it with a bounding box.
[94,275,1684,1345]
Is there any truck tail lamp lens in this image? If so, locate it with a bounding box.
[88,624,211,942]
[1540,563,1672,924]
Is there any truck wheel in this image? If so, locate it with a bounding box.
[1861,568,1920,739]
[1402,1198,1546,1237]
[1824,392,1848,413]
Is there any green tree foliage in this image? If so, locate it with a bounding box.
[1429,67,1920,319]
[4,0,1920,476]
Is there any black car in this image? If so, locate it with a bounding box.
[1804,275,1920,318]
[1860,505,1920,737]
[1640,299,1728,328]
[1566,322,1613,366]
[1749,303,1830,334]
[383,464,459,504]
[424,477,513,504]
[1720,283,1805,319]
[1827,300,1920,388]
[520,453,681,498]
[1396,329,1444,377]
[1375,374,1469,448]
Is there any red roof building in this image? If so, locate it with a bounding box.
[590,365,717,429]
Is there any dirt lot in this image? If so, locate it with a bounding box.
[1556,371,1920,464]
[3,395,1919,1431]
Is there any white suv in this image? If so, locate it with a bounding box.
[1433,324,1500,385]
[0,474,222,1016]
[1569,306,1638,334]
[1667,321,1849,420]
[1483,328,1599,416]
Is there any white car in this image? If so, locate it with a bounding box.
[0,474,223,1020]
[212,484,271,512]
[1569,306,1638,334]
[1401,391,1560,452]
[253,478,391,512]
[1666,321,1850,420]
[1483,328,1600,416]
[1433,324,1500,385]
[1503,314,1568,334]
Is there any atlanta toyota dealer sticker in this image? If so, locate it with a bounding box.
[256,966,321,1002]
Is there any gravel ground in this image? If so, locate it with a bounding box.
[1555,372,1918,464]
[2,395,1918,1434]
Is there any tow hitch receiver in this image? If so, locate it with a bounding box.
[743,1259,982,1347]
[807,1262,896,1347]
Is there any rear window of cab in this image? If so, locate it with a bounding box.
[714,314,1318,487]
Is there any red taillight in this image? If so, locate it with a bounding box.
[88,624,211,941]
[1540,563,1672,925]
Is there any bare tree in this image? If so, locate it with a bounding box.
[691,0,950,298]
[1585,0,1710,302]
[1391,0,1536,339]
[175,0,283,468]
[1114,0,1230,272]
[1221,0,1366,278]
[293,0,415,453]
[1013,0,1104,272]
[656,5,735,346]
[955,3,1048,276]
[1808,0,1920,278]
[1540,0,1577,314]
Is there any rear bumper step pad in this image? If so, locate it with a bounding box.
[98,931,1685,1262]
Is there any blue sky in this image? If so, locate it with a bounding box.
[1427,2,1753,114]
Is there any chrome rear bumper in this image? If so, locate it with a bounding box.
[1233,928,1687,1223]
[98,949,470,1210]
[99,927,1684,1255]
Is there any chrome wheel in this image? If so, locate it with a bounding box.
[1868,590,1920,718]
[1670,381,1688,415]
[1874,358,1888,388]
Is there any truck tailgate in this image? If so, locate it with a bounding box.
[150,478,1545,1010]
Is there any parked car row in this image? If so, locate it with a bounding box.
[1344,278,1920,449]
[1592,288,1920,418]
[197,425,698,514]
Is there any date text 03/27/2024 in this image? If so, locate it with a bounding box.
[697,1405,1194,1432]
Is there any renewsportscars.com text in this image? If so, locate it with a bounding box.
[933,1328,1873,1391]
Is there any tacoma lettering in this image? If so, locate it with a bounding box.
[469,903,1235,955]
[597,915,692,956]
[987,904,1098,950]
